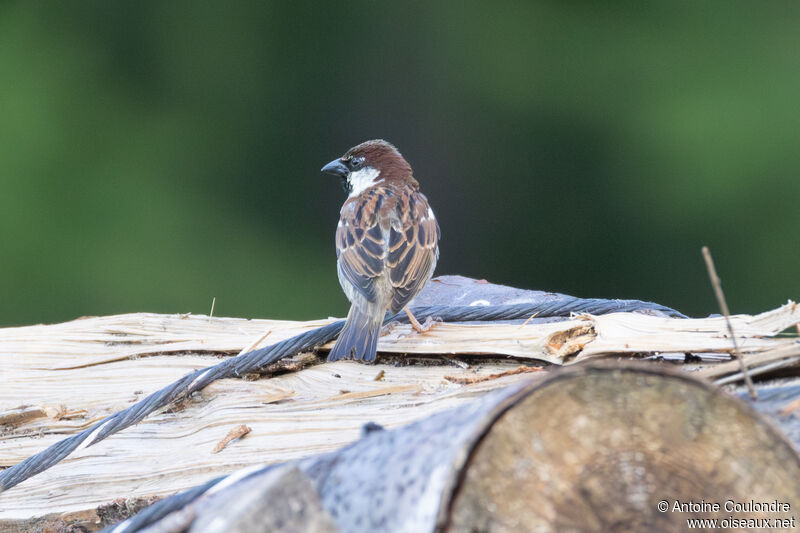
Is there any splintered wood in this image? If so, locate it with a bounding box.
[1,302,797,371]
[1,302,799,527]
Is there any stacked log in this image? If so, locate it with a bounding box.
[115,363,800,532]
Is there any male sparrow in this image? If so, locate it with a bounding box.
[321,140,440,362]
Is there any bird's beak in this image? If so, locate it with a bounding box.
[321,158,349,178]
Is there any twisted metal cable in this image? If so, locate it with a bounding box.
[0,298,684,495]
[394,298,686,323]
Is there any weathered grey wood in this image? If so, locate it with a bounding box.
[185,466,338,533]
[740,379,800,447]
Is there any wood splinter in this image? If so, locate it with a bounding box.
[445,365,544,385]
[212,424,251,454]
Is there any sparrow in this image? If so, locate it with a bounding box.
[321,139,440,362]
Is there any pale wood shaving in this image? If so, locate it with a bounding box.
[444,366,544,384]
[327,384,421,401]
[212,424,252,454]
[260,391,295,404]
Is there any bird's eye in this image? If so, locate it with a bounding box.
[350,157,364,170]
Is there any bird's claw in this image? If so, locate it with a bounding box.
[410,315,438,334]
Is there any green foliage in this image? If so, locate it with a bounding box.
[1,1,798,325]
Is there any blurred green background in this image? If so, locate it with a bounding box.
[1,1,798,327]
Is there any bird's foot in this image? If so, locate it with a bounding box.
[417,316,439,333]
[405,307,437,333]
[380,321,402,336]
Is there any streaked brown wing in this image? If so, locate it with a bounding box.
[336,191,387,303]
[387,191,439,313]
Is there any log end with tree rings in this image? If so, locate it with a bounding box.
[443,363,800,532]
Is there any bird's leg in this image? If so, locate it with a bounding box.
[404,307,435,333]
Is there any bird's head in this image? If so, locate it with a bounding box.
[321,139,414,196]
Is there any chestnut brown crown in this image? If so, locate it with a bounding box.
[322,139,417,187]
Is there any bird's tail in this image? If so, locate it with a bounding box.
[328,306,382,362]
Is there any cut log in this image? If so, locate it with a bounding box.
[445,363,800,531]
[110,363,800,532]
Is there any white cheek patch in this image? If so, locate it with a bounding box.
[347,167,381,197]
